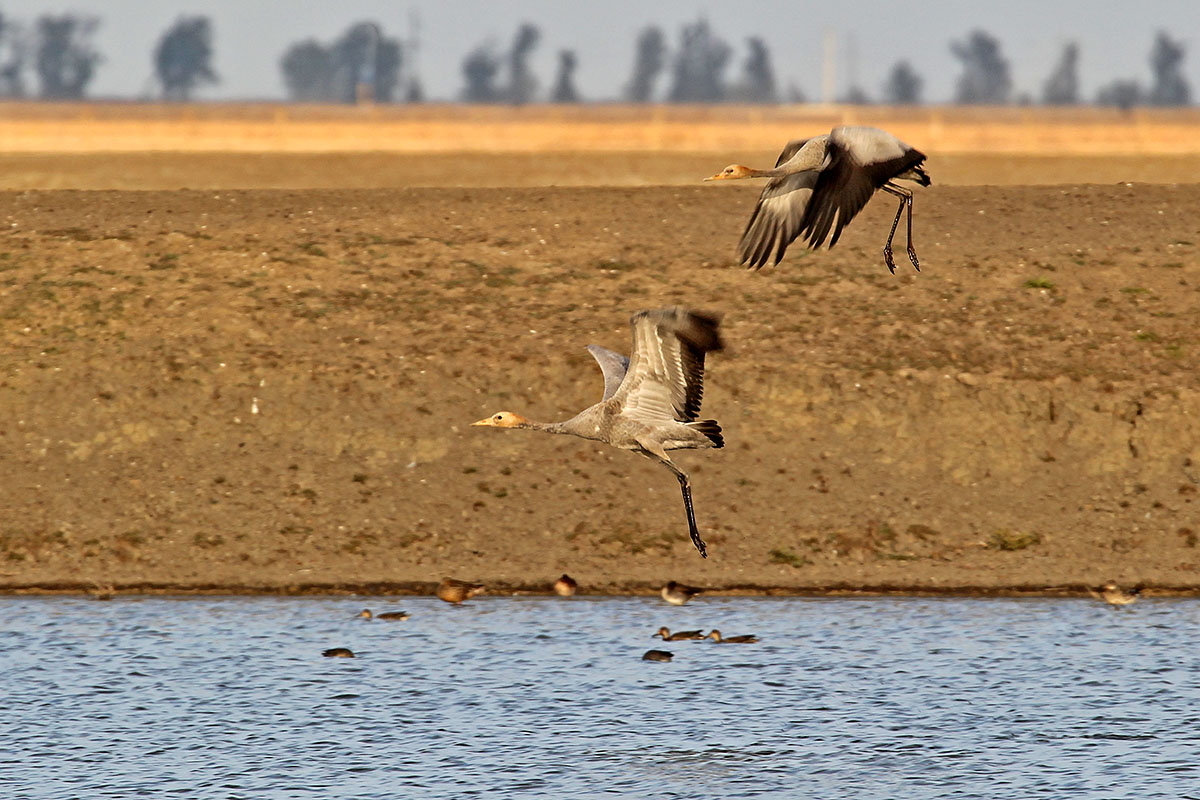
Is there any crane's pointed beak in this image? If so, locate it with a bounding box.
[471,417,494,427]
[702,173,721,181]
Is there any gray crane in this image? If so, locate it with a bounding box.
[472,307,724,558]
[704,125,931,274]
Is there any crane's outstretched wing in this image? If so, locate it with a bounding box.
[738,169,819,269]
[772,138,811,169]
[800,127,924,249]
[585,344,630,401]
[737,138,817,269]
[613,308,723,424]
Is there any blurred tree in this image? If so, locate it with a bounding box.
[727,37,777,103]
[840,86,871,104]
[279,22,401,103]
[1148,30,1189,106]
[667,18,731,103]
[883,61,926,104]
[1095,79,1143,110]
[504,22,540,104]
[461,44,501,102]
[154,16,217,101]
[34,14,100,99]
[280,39,332,101]
[551,49,579,103]
[1041,42,1079,105]
[330,22,401,103]
[785,81,807,104]
[624,25,665,102]
[882,60,922,104]
[950,29,1011,104]
[0,12,29,97]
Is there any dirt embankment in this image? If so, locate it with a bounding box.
[1,182,1198,595]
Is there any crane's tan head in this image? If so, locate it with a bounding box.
[704,164,754,181]
[472,411,528,428]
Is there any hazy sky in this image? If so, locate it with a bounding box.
[4,0,1198,103]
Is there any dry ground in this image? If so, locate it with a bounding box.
[1,157,1198,596]
[1,151,1198,191]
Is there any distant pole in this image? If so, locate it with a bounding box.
[822,29,837,104]
[407,10,423,102]
[845,32,858,97]
[357,23,379,105]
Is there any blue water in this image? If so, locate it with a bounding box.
[3,595,1199,799]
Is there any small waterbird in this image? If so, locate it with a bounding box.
[437,577,485,605]
[553,574,578,596]
[653,626,706,641]
[359,609,410,621]
[1092,582,1142,607]
[473,307,724,558]
[705,125,931,273]
[708,630,758,644]
[322,647,355,658]
[642,649,674,662]
[661,581,704,606]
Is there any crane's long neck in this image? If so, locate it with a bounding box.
[518,419,575,436]
[753,139,827,178]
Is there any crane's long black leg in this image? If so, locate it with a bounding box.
[905,193,920,272]
[675,472,708,559]
[880,184,907,275]
[658,459,707,558]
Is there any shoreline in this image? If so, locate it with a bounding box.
[3,583,1194,599]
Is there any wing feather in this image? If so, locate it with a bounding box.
[585,345,630,402]
[613,308,723,424]
[737,137,820,269]
[798,140,877,249]
[800,128,928,250]
[737,171,818,269]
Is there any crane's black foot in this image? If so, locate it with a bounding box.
[689,528,708,559]
[908,247,921,272]
[883,246,897,275]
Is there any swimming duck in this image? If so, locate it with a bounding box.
[359,609,410,621]
[653,626,706,641]
[1092,582,1142,607]
[322,647,355,658]
[642,649,674,662]
[554,574,578,596]
[660,581,704,606]
[708,629,758,643]
[436,577,485,604]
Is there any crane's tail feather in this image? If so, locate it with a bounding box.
[688,419,724,448]
[906,163,932,187]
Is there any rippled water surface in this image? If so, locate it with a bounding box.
[4,595,1200,799]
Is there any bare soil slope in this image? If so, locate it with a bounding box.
[1,182,1198,595]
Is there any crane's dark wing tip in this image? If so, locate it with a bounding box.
[678,308,724,353]
[688,419,724,448]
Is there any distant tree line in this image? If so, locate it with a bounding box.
[0,10,1191,108]
[280,22,410,103]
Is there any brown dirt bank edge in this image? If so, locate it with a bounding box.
[1,184,1198,595]
[8,582,1200,599]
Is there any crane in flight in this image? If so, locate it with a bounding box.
[473,308,724,558]
[705,125,931,274]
